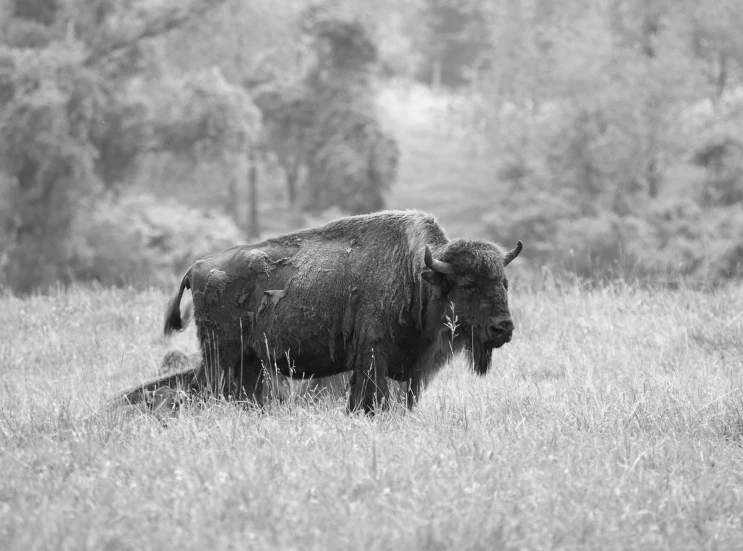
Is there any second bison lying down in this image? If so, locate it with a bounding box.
[155,210,521,413]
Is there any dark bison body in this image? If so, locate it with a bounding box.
[163,210,521,413]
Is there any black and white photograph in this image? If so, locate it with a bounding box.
[1,0,742,549]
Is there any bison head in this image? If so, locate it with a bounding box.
[422,238,522,375]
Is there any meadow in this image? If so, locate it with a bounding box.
[1,281,742,550]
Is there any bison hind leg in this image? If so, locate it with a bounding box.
[192,327,246,399]
[404,377,420,410]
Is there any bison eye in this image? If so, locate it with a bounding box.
[503,278,509,290]
[458,277,475,291]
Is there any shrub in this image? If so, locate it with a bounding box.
[485,195,743,286]
[70,193,246,288]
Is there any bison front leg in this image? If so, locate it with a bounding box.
[347,347,389,414]
[405,371,424,410]
[404,355,434,410]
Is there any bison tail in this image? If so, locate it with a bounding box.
[164,270,192,336]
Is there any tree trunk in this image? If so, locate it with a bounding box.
[647,158,660,199]
[247,148,260,239]
[640,0,659,59]
[716,52,728,100]
[431,59,441,90]
[286,161,299,210]
[227,171,240,224]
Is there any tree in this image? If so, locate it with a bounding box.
[150,67,260,233]
[250,10,399,216]
[0,45,104,292]
[692,138,743,206]
[476,0,743,283]
[250,80,315,211]
[302,15,399,214]
[685,0,743,101]
[0,0,230,293]
[416,0,489,88]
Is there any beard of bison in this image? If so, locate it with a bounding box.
[470,337,494,376]
[450,326,494,376]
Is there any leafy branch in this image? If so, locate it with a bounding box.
[83,0,227,67]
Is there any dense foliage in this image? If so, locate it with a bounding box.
[72,194,245,288]
[0,0,741,293]
[472,0,743,284]
[0,0,254,293]
[251,13,399,214]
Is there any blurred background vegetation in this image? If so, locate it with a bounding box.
[0,0,741,294]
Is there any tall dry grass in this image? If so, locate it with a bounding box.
[1,282,742,550]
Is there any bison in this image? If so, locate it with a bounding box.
[156,210,521,413]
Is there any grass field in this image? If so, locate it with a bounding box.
[1,282,742,550]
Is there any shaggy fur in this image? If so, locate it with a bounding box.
[158,210,521,413]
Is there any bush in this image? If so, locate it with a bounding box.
[646,198,743,283]
[692,138,743,206]
[0,44,108,293]
[485,195,743,286]
[70,194,246,288]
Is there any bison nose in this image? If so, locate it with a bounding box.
[488,319,514,341]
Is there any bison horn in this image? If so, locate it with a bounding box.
[424,245,455,274]
[503,241,523,266]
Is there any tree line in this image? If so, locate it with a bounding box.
[0,0,399,293]
[1,0,741,293]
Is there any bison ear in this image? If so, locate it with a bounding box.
[421,270,447,288]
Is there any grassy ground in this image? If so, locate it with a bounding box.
[1,282,743,550]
